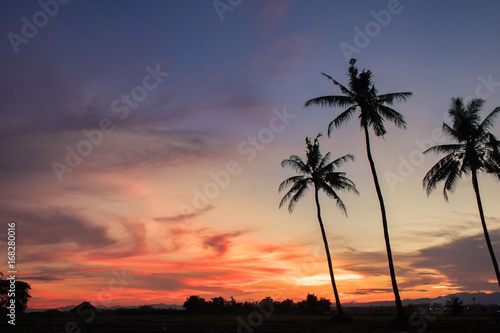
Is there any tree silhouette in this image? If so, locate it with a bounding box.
[0,278,31,314]
[183,295,207,314]
[279,134,358,317]
[304,58,412,319]
[423,97,500,287]
[446,296,464,316]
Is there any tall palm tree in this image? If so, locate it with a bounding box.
[279,134,358,317]
[304,58,412,319]
[423,97,500,287]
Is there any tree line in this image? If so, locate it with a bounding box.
[183,293,331,315]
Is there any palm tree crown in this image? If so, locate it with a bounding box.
[423,97,500,199]
[304,58,412,137]
[279,134,358,214]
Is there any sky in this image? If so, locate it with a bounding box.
[1,0,500,309]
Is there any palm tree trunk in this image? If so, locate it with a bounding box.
[362,125,405,319]
[472,170,500,287]
[314,185,344,315]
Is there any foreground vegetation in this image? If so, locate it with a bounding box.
[2,306,499,333]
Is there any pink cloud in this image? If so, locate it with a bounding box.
[203,231,242,255]
[270,34,313,55]
[259,0,296,27]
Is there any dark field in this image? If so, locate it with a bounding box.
[3,311,499,333]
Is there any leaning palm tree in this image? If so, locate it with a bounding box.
[279,134,358,318]
[304,58,412,319]
[423,97,500,287]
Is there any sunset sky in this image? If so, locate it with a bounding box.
[1,0,500,309]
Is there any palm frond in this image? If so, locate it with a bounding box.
[328,153,355,170]
[377,104,407,129]
[279,178,310,212]
[286,182,310,213]
[304,95,354,109]
[442,159,462,201]
[328,105,357,136]
[423,144,463,155]
[317,181,348,216]
[479,106,500,133]
[278,175,306,193]
[423,153,456,195]
[483,157,500,180]
[368,111,387,137]
[449,97,465,119]
[378,92,413,104]
[466,98,485,126]
[318,151,332,170]
[326,173,359,195]
[442,123,461,142]
[321,72,353,97]
[281,155,309,174]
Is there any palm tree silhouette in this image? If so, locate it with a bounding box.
[423,97,500,287]
[304,58,412,320]
[279,134,358,317]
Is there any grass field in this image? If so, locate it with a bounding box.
[2,311,499,333]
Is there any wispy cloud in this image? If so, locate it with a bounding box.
[413,229,500,291]
[154,205,214,223]
[203,231,242,255]
[258,0,296,27]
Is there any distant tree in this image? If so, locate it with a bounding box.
[446,296,464,316]
[406,303,415,314]
[138,304,154,313]
[211,296,226,312]
[297,293,331,314]
[279,134,358,317]
[0,279,31,314]
[423,97,500,287]
[305,58,412,320]
[183,295,207,314]
[317,297,332,312]
[306,293,318,307]
[259,296,273,305]
[277,298,295,314]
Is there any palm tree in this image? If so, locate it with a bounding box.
[423,97,500,287]
[304,58,412,319]
[279,134,358,317]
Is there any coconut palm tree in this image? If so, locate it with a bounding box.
[304,58,412,319]
[423,97,500,287]
[279,134,358,317]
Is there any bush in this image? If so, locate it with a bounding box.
[446,296,464,316]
